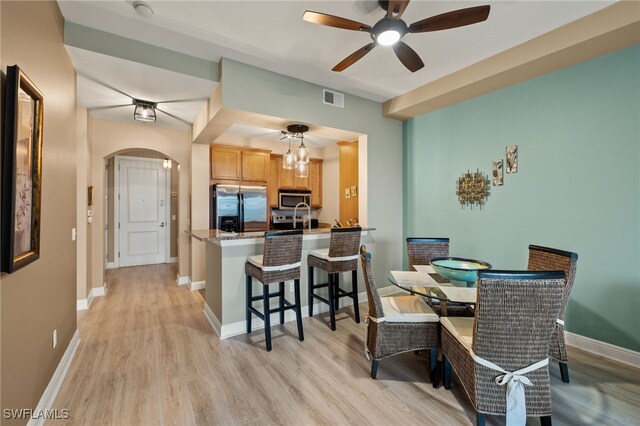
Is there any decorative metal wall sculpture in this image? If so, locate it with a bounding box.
[456,169,490,207]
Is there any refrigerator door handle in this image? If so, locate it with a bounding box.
[238,193,244,232]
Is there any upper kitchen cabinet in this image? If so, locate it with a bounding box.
[210,145,241,181]
[241,150,270,183]
[268,155,281,208]
[309,159,323,208]
[210,145,270,184]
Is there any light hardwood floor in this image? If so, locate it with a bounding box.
[50,264,639,425]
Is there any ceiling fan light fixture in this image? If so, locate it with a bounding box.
[377,29,401,46]
[371,18,406,46]
[133,99,157,123]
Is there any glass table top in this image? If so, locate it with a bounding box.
[387,268,477,304]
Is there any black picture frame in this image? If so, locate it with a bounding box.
[1,65,44,273]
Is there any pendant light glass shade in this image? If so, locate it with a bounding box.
[295,159,309,178]
[283,149,296,170]
[296,141,309,164]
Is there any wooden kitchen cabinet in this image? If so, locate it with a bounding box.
[241,150,269,183]
[210,145,270,183]
[309,159,323,208]
[268,155,281,208]
[210,145,241,181]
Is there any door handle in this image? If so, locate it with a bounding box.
[160,222,165,228]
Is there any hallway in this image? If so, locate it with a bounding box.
[49,264,639,425]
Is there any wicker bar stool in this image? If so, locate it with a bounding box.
[360,245,439,379]
[406,237,471,317]
[528,244,579,383]
[441,270,565,426]
[245,230,304,352]
[308,227,361,331]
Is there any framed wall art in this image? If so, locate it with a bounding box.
[506,144,518,173]
[492,159,503,186]
[1,65,44,273]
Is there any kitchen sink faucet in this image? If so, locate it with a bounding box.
[293,202,311,230]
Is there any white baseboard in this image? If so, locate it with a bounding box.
[176,275,190,286]
[189,280,205,291]
[76,284,107,311]
[27,330,80,426]
[168,257,179,264]
[566,331,640,368]
[216,286,400,340]
[203,303,222,338]
[105,262,116,270]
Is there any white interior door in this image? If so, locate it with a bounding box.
[118,156,167,267]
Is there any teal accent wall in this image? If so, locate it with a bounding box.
[404,45,640,351]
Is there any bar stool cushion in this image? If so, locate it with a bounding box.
[440,316,474,351]
[380,295,439,323]
[247,255,301,271]
[309,249,359,262]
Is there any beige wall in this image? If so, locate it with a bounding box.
[76,107,92,300]
[1,1,78,422]
[88,118,191,290]
[190,144,209,283]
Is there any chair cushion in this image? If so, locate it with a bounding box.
[440,316,474,351]
[309,249,329,259]
[247,255,300,271]
[380,295,439,323]
[309,249,358,262]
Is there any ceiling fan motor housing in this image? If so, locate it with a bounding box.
[371,17,408,45]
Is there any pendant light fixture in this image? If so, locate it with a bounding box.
[285,124,310,177]
[282,131,296,170]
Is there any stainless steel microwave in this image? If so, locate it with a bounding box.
[278,190,311,210]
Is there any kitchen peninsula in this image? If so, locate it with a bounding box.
[190,227,375,339]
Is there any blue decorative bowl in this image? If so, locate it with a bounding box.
[430,257,492,284]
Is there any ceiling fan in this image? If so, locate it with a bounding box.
[303,0,490,73]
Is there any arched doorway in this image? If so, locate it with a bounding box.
[104,148,180,270]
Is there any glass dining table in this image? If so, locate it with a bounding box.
[387,268,477,316]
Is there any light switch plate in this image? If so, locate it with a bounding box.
[71,228,77,241]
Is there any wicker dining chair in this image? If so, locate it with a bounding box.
[406,237,472,317]
[528,244,579,383]
[440,270,564,426]
[245,230,304,352]
[406,237,450,271]
[308,227,362,330]
[360,245,439,380]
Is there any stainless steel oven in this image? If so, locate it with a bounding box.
[278,190,311,210]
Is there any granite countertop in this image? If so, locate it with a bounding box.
[189,227,375,242]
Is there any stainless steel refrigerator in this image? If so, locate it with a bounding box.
[210,184,267,232]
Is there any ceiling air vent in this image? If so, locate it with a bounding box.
[323,89,344,108]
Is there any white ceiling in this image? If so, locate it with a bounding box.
[67,46,215,129]
[58,0,616,133]
[224,124,340,148]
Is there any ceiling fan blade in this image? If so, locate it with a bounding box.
[332,43,376,72]
[387,1,410,20]
[88,104,132,112]
[409,5,490,33]
[392,41,424,72]
[156,108,191,126]
[303,11,371,32]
